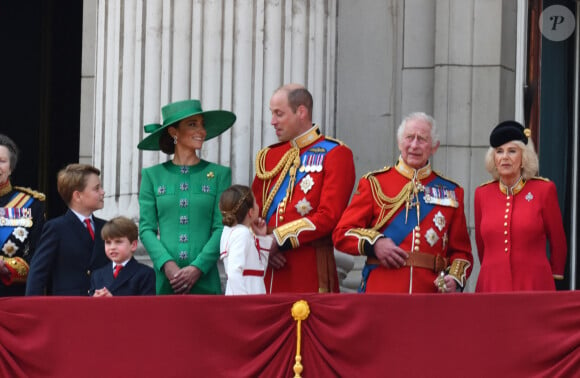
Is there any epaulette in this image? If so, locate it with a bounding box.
[362,166,391,179]
[14,186,46,201]
[478,179,497,188]
[325,136,345,146]
[529,176,550,182]
[433,170,463,187]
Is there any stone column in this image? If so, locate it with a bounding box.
[80,0,341,285]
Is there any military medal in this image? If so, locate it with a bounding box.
[295,198,313,216]
[299,155,308,172]
[300,175,314,194]
[433,211,446,232]
[425,228,439,247]
[13,227,29,242]
[2,240,18,257]
[0,207,33,227]
[315,154,324,172]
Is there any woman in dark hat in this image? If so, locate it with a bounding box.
[138,99,236,295]
[474,121,567,292]
[0,134,45,296]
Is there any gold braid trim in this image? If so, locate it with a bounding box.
[344,228,383,255]
[367,175,413,231]
[0,256,29,285]
[255,146,301,218]
[447,259,471,287]
[14,186,46,201]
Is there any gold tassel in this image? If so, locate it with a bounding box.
[291,300,310,378]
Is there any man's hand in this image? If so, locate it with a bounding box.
[373,237,409,268]
[263,235,285,269]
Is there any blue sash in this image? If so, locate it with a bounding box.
[0,192,34,246]
[265,139,338,223]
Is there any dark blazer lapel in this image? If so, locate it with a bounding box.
[107,257,138,292]
[89,216,106,266]
[100,266,115,289]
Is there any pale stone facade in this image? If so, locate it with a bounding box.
[81,0,521,293]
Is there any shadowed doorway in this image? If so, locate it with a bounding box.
[0,0,83,219]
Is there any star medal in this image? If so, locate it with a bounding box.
[300,175,314,194]
[433,211,446,232]
[295,198,313,216]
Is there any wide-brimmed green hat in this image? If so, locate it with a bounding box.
[137,99,236,151]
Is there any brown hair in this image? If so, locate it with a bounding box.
[277,84,313,119]
[101,216,139,242]
[57,164,101,205]
[219,185,254,226]
[159,127,176,154]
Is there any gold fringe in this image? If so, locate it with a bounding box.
[291,300,310,378]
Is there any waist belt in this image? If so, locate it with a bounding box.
[242,269,264,277]
[366,252,449,273]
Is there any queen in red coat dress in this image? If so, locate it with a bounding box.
[474,121,567,292]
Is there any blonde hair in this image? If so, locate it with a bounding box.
[57,164,101,205]
[219,185,254,226]
[484,139,539,180]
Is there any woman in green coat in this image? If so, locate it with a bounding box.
[137,99,236,294]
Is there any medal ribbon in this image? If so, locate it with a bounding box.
[381,176,456,245]
[0,192,34,246]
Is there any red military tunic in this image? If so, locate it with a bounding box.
[252,125,355,293]
[333,157,472,293]
[474,177,567,292]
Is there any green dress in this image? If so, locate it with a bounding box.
[139,160,231,294]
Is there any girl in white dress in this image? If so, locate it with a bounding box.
[219,185,268,295]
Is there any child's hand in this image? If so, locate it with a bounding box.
[93,287,113,297]
[252,217,267,236]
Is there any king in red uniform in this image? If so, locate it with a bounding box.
[252,84,355,293]
[333,113,472,293]
[474,120,567,292]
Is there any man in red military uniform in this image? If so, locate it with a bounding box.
[252,84,355,293]
[333,112,472,293]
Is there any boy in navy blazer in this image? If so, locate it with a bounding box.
[90,216,155,296]
[26,164,109,296]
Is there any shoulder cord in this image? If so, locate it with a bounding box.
[368,175,414,231]
[255,147,301,219]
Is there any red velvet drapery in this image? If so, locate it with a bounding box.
[1,292,580,377]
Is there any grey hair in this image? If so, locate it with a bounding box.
[0,134,19,172]
[396,112,440,147]
[484,139,539,181]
